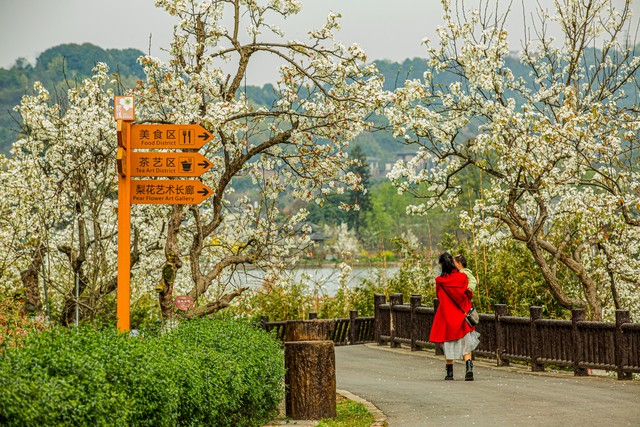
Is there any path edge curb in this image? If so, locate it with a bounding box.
[337,389,388,427]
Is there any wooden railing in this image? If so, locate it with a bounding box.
[261,310,375,346]
[375,293,640,380]
[259,293,639,380]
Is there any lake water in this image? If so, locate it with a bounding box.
[228,265,399,296]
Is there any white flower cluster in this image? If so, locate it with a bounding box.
[0,64,137,312]
[384,0,640,319]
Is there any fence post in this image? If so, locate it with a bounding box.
[434,298,444,356]
[308,312,318,320]
[571,308,588,377]
[374,294,386,345]
[530,306,544,372]
[615,310,632,380]
[410,294,421,351]
[495,304,509,366]
[389,293,403,349]
[349,310,358,345]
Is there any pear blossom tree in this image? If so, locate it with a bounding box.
[386,0,640,320]
[0,66,164,324]
[0,0,385,324]
[131,0,385,318]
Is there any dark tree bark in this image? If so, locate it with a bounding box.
[284,320,336,420]
[20,241,44,315]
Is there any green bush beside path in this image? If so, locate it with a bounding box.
[0,318,284,426]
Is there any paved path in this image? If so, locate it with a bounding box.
[335,344,640,426]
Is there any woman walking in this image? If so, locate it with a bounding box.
[429,252,480,380]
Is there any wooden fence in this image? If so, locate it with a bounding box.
[260,293,639,380]
[375,293,640,380]
[260,311,375,346]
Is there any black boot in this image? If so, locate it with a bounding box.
[445,364,454,380]
[465,360,474,381]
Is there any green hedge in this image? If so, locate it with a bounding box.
[0,318,284,427]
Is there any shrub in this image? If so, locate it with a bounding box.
[0,293,47,351]
[0,318,284,427]
[230,277,314,321]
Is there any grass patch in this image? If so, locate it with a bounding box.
[317,396,374,427]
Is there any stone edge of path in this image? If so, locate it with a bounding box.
[262,389,388,427]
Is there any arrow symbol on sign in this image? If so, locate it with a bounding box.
[198,188,210,197]
[198,160,210,168]
[198,132,211,141]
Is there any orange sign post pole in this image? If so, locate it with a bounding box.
[114,96,134,332]
[113,98,215,331]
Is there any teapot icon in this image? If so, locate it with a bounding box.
[179,157,193,172]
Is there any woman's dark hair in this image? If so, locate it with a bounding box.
[438,252,456,276]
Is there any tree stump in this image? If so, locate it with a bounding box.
[284,320,336,420]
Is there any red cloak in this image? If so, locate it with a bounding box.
[429,270,475,343]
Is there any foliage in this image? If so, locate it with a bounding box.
[320,239,437,317]
[130,294,163,330]
[317,398,373,427]
[0,293,48,351]
[323,224,362,261]
[361,179,456,253]
[229,263,378,320]
[383,236,434,300]
[0,318,284,427]
[307,144,372,237]
[318,263,366,318]
[386,0,640,320]
[443,235,569,318]
[230,276,314,322]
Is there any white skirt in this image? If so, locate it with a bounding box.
[443,331,480,360]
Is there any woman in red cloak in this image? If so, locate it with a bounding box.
[429,252,480,381]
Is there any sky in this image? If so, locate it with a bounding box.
[0,0,634,85]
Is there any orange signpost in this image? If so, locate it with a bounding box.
[130,152,213,177]
[114,97,216,331]
[130,179,213,205]
[130,124,214,149]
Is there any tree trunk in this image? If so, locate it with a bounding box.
[284,320,336,420]
[527,240,585,309]
[20,242,44,315]
[158,261,179,319]
[159,205,186,319]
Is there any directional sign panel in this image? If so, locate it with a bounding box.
[130,152,213,177]
[130,124,214,149]
[131,180,213,205]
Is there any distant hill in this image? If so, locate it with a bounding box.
[2,42,638,164]
[0,42,415,160]
[0,43,145,154]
